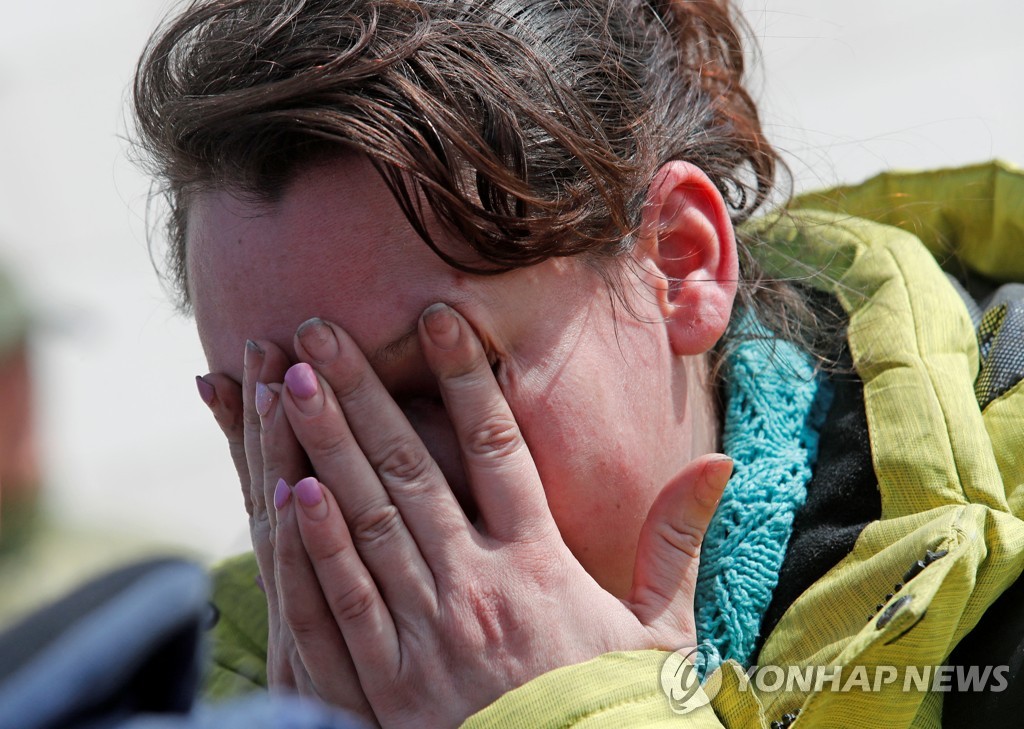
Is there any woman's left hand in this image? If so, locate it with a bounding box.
[270,304,731,728]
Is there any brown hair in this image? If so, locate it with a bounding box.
[134,0,825,362]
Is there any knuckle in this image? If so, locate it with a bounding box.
[445,364,491,390]
[251,507,271,534]
[296,415,356,460]
[241,486,255,518]
[283,609,320,641]
[329,579,378,625]
[304,426,353,463]
[464,415,524,460]
[349,502,404,550]
[377,437,433,485]
[251,516,276,555]
[654,521,704,560]
[457,583,519,648]
[243,404,261,429]
[305,528,355,566]
[228,440,249,473]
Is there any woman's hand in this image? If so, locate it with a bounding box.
[268,305,730,728]
[197,344,376,725]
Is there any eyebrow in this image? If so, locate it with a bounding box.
[368,326,419,366]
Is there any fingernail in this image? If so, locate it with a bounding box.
[244,339,264,374]
[255,573,266,594]
[255,381,274,417]
[196,375,215,406]
[297,317,339,363]
[284,363,322,412]
[273,478,291,510]
[294,477,328,520]
[423,303,460,350]
[698,456,733,506]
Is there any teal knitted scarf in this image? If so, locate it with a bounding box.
[695,315,834,672]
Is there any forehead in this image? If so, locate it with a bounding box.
[185,156,464,376]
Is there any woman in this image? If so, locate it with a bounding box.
[133,0,1024,726]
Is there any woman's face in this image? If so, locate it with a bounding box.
[186,155,708,595]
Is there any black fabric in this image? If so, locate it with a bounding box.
[942,282,1024,727]
[0,557,193,688]
[754,356,881,657]
[975,284,1024,409]
[0,558,372,729]
[943,573,1024,728]
[0,558,204,729]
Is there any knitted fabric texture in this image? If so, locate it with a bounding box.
[695,316,833,673]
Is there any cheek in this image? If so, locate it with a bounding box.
[502,361,659,595]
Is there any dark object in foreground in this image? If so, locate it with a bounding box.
[0,558,367,729]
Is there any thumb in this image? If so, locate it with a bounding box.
[627,453,732,645]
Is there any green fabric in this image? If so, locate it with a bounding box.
[202,162,1024,727]
[788,160,1024,282]
[463,652,728,728]
[203,552,268,699]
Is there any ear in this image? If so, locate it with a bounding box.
[637,161,738,356]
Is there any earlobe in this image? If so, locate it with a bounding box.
[640,161,738,356]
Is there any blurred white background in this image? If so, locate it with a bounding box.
[0,1,1021,564]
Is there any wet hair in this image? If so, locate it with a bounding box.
[134,0,828,365]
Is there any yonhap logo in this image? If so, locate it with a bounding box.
[660,643,722,714]
[660,654,1011,712]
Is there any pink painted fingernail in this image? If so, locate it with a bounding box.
[196,375,215,407]
[294,477,322,506]
[294,477,328,520]
[423,303,460,350]
[284,363,321,412]
[255,381,274,417]
[273,478,291,510]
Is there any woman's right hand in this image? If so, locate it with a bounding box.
[198,340,376,726]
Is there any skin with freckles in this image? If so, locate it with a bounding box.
[188,154,734,597]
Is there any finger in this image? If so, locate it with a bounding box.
[258,374,314,703]
[419,304,552,543]
[280,360,439,609]
[241,338,294,662]
[273,481,378,718]
[628,453,732,644]
[242,340,268,529]
[258,381,309,537]
[291,317,470,560]
[242,339,292,533]
[291,476,400,685]
[198,369,299,692]
[196,373,249,512]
